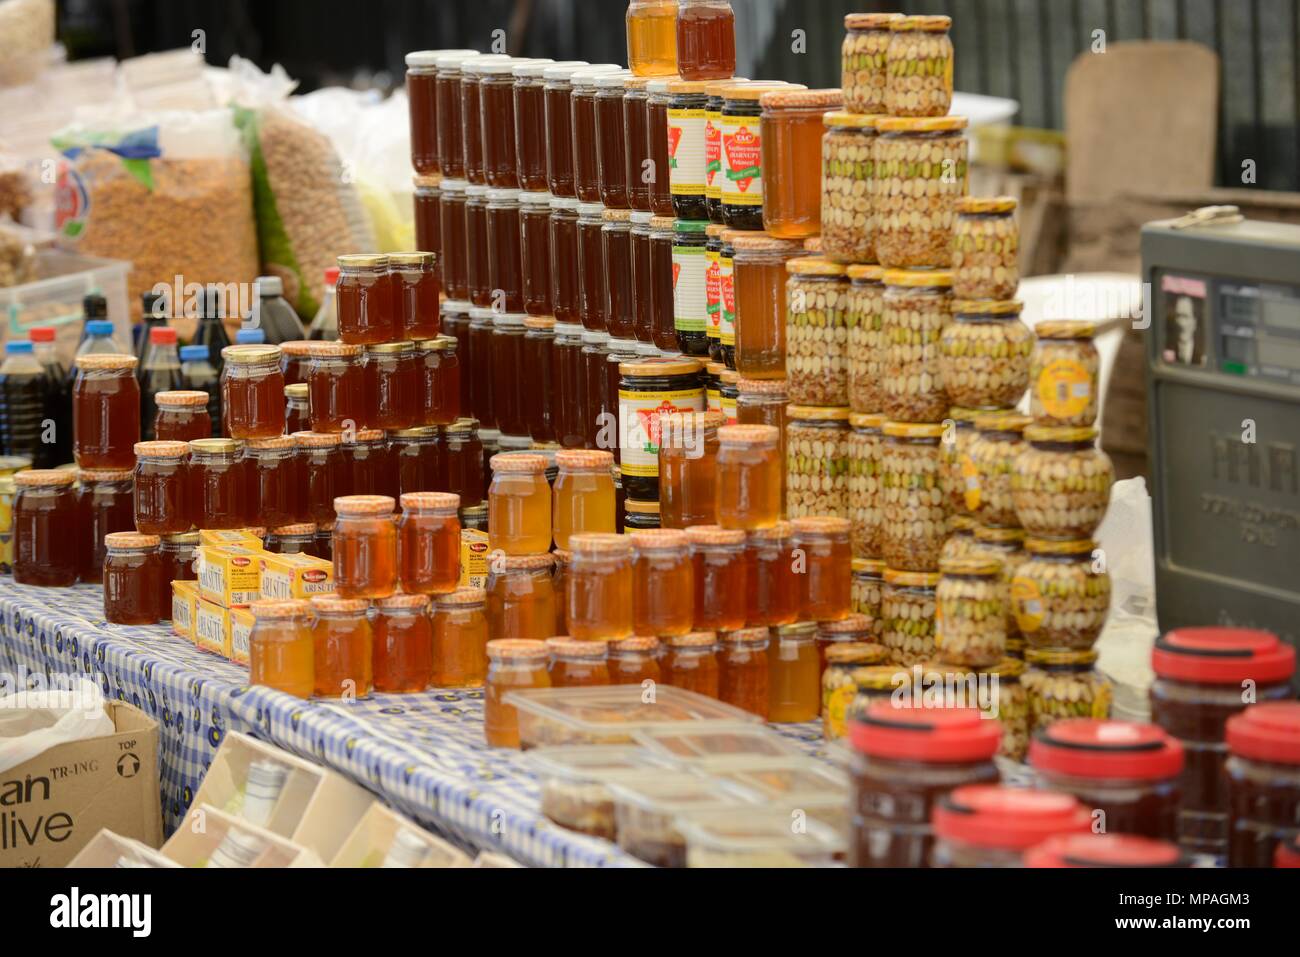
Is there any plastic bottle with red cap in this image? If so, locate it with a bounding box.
[931,784,1092,867]
[140,326,184,442]
[1148,626,1295,858]
[1028,718,1184,842]
[27,326,72,467]
[1024,832,1190,868]
[309,267,340,341]
[847,699,1001,868]
[1275,832,1300,868]
[1225,701,1300,867]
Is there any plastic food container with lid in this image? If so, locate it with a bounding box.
[676,806,845,868]
[606,774,758,867]
[524,745,676,840]
[1225,702,1300,867]
[931,784,1091,867]
[1024,832,1191,869]
[632,723,804,767]
[706,760,851,834]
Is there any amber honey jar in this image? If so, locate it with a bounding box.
[594,71,633,209]
[439,180,470,301]
[337,254,398,345]
[488,452,552,555]
[522,318,557,445]
[102,532,164,625]
[462,56,511,186]
[417,335,461,427]
[623,75,653,211]
[646,80,676,218]
[285,383,309,436]
[572,66,623,203]
[365,342,421,432]
[405,50,443,175]
[397,491,460,596]
[516,59,576,192]
[485,639,551,748]
[731,232,805,379]
[153,390,213,444]
[760,88,842,240]
[465,187,492,307]
[766,621,821,723]
[546,637,611,688]
[444,419,485,508]
[249,599,315,698]
[434,51,480,179]
[604,209,636,339]
[246,436,301,530]
[658,409,722,529]
[278,340,312,388]
[648,215,679,350]
[716,423,781,530]
[543,62,595,197]
[188,438,247,530]
[13,470,80,586]
[309,595,374,699]
[487,552,557,642]
[718,627,769,718]
[610,636,662,686]
[479,58,523,189]
[486,188,525,313]
[133,440,190,536]
[685,524,747,632]
[743,521,797,628]
[491,312,529,439]
[577,202,609,332]
[630,528,695,637]
[394,426,445,502]
[552,449,616,549]
[333,495,398,599]
[816,613,882,676]
[221,345,285,440]
[78,468,136,583]
[390,251,440,342]
[307,341,365,432]
[567,533,635,640]
[550,197,581,326]
[676,0,735,81]
[660,632,719,698]
[413,178,441,262]
[627,0,678,77]
[266,524,319,558]
[73,353,140,470]
[431,586,490,687]
[519,191,554,316]
[373,592,434,694]
[718,83,802,231]
[792,516,852,622]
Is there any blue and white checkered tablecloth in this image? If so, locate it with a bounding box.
[0,580,836,868]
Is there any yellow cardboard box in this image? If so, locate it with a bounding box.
[199,528,264,550]
[259,552,334,600]
[197,545,262,607]
[229,606,254,666]
[460,528,489,589]
[194,598,233,657]
[171,580,198,641]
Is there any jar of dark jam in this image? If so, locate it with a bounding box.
[604,208,635,340]
[464,184,491,308]
[649,215,679,352]
[1225,702,1300,867]
[931,785,1092,868]
[672,219,711,357]
[1029,718,1184,842]
[391,426,445,499]
[492,312,529,440]
[467,307,497,430]
[629,211,656,345]
[435,51,481,181]
[577,202,608,332]
[618,356,705,500]
[413,175,441,266]
[581,329,611,450]
[848,701,1001,868]
[623,497,662,532]
[440,299,473,415]
[541,61,598,198]
[344,428,398,502]
[646,78,675,217]
[523,317,556,444]
[486,188,524,312]
[549,195,581,325]
[519,190,553,316]
[623,76,652,212]
[594,70,633,209]
[704,224,725,359]
[417,335,461,427]
[444,419,485,508]
[552,322,587,450]
[667,80,710,221]
[1149,626,1295,858]
[438,179,470,301]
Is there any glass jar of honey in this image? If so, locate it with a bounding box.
[441,299,472,394]
[542,62,601,198]
[546,637,610,688]
[618,357,706,501]
[792,515,852,622]
[153,390,212,444]
[221,345,285,440]
[285,383,309,435]
[518,191,554,317]
[413,177,441,261]
[444,419,485,508]
[571,66,623,203]
[567,533,635,640]
[629,528,695,636]
[101,532,164,625]
[371,592,433,693]
[245,435,301,530]
[658,409,722,528]
[461,55,510,186]
[487,552,557,642]
[486,188,525,312]
[731,232,805,378]
[337,255,398,345]
[816,613,885,677]
[488,313,528,440]
[406,50,446,175]
[389,426,443,499]
[281,341,314,387]
[485,641,553,751]
[365,341,421,432]
[397,491,460,596]
[333,495,398,599]
[488,452,552,555]
[549,196,581,326]
[78,468,136,583]
[552,449,616,549]
[132,440,189,536]
[73,353,140,470]
[308,594,373,698]
[742,521,797,627]
[431,586,490,687]
[293,431,347,525]
[718,83,799,230]
[389,252,440,342]
[623,76,653,212]
[660,632,719,697]
[716,423,781,530]
[603,209,635,339]
[610,636,662,686]
[627,0,678,77]
[767,621,821,723]
[13,470,83,585]
[576,202,609,333]
[594,71,633,209]
[646,80,675,217]
[466,307,496,428]
[188,438,247,530]
[439,180,470,301]
[515,59,570,191]
[718,627,769,718]
[676,0,735,80]
[521,318,557,444]
[479,59,523,189]
[315,521,334,560]
[266,524,319,558]
[307,341,365,432]
[433,51,481,179]
[759,88,841,239]
[465,186,491,307]
[685,525,747,632]
[249,599,315,698]
[416,335,461,427]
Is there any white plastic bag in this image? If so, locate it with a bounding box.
[0,677,115,774]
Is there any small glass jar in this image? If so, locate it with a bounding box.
[480,59,522,189]
[760,88,841,240]
[307,341,365,432]
[609,636,662,686]
[285,383,309,435]
[676,0,736,81]
[576,201,609,333]
[671,218,711,356]
[629,211,657,346]
[413,175,441,261]
[153,389,213,444]
[603,208,635,339]
[851,557,886,625]
[485,639,552,748]
[718,627,769,718]
[444,419,485,508]
[336,254,398,345]
[646,78,675,217]
[715,424,781,530]
[417,335,461,427]
[732,232,805,377]
[881,421,946,572]
[846,265,886,413]
[660,632,719,697]
[874,117,967,269]
[488,452,552,555]
[372,593,433,693]
[785,257,851,406]
[309,595,374,698]
[972,523,1029,640]
[941,300,1032,409]
[390,251,440,342]
[884,15,954,118]
[791,516,852,622]
[1011,537,1110,651]
[518,190,554,316]
[132,440,189,536]
[881,269,954,422]
[220,345,286,440]
[514,59,563,191]
[815,613,884,676]
[486,552,557,642]
[847,412,884,559]
[465,186,492,308]
[618,356,706,500]
[316,521,335,560]
[73,353,141,470]
[294,431,347,525]
[461,56,507,187]
[548,196,581,326]
[434,51,479,180]
[744,521,798,627]
[842,12,901,114]
[522,317,557,444]
[784,404,851,520]
[767,621,821,723]
[75,468,135,583]
[941,514,977,562]
[1012,426,1114,539]
[466,307,496,429]
[246,435,303,530]
[439,180,470,301]
[1023,648,1114,735]
[486,188,525,312]
[490,312,528,438]
[934,555,1007,668]
[552,449,616,549]
[630,528,695,637]
[432,586,490,687]
[542,62,592,199]
[666,80,710,220]
[333,494,398,599]
[1030,321,1101,427]
[572,67,619,204]
[1229,703,1300,864]
[952,196,1019,300]
[881,568,939,665]
[391,426,445,500]
[965,411,1030,527]
[102,532,164,625]
[397,491,461,596]
[941,405,985,519]
[931,784,1090,868]
[718,369,739,423]
[657,410,720,529]
[718,83,795,231]
[566,533,635,640]
[686,525,748,632]
[820,112,879,266]
[594,71,633,209]
[248,599,315,698]
[579,329,611,450]
[648,215,678,351]
[266,523,319,558]
[822,642,891,740]
[546,637,611,688]
[188,437,247,530]
[365,341,421,432]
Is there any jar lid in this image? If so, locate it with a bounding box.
[549,195,580,211]
[334,494,396,515]
[292,431,343,448]
[648,214,677,231]
[849,700,1001,762]
[444,418,479,434]
[134,440,189,459]
[974,410,1032,433]
[491,452,547,473]
[602,207,632,223]
[367,341,415,355]
[285,383,309,399]
[845,11,903,29]
[786,256,847,277]
[485,188,521,204]
[723,82,806,102]
[666,78,711,95]
[760,87,840,110]
[674,218,710,234]
[222,344,281,364]
[580,330,609,345]
[883,268,955,288]
[618,356,702,377]
[736,376,788,396]
[270,523,317,536]
[773,622,817,640]
[439,178,468,192]
[883,568,941,588]
[77,467,135,482]
[953,299,1023,317]
[849,412,886,429]
[728,232,804,252]
[1152,626,1295,685]
[388,426,439,440]
[388,251,435,267]
[628,528,688,550]
[495,553,554,572]
[939,555,1002,577]
[486,638,549,660]
[623,75,651,92]
[786,404,850,421]
[310,595,370,614]
[1024,833,1189,869]
[948,405,1001,424]
[624,498,660,514]
[611,636,660,653]
[718,369,739,385]
[665,632,717,648]
[519,190,553,207]
[817,613,873,635]
[1023,536,1092,556]
[748,520,792,542]
[405,48,477,68]
[1029,718,1184,780]
[376,593,432,610]
[155,390,210,407]
[822,110,879,130]
[1227,701,1300,765]
[74,352,137,370]
[469,56,525,76]
[594,70,634,89]
[415,335,456,351]
[249,599,310,619]
[824,642,887,666]
[1024,425,1098,444]
[401,492,460,511]
[717,424,779,446]
[933,785,1091,850]
[877,115,967,135]
[523,316,556,330]
[104,531,160,550]
[465,185,489,199]
[976,525,1028,545]
[338,253,388,268]
[189,437,241,454]
[685,525,746,547]
[720,627,770,645]
[246,435,298,451]
[791,515,851,537]
[545,637,607,659]
[704,224,729,242]
[491,312,526,328]
[515,58,577,78]
[703,76,749,97]
[570,532,631,556]
[570,65,624,88]
[957,196,1018,215]
[893,14,953,32]
[308,340,364,358]
[541,61,604,82]
[846,264,885,282]
[434,50,485,70]
[883,421,945,439]
[850,664,911,691]
[1036,319,1097,340]
[435,586,487,606]
[851,557,886,575]
[630,211,654,226]
[1025,647,1099,667]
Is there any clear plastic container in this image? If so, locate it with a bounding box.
[525,745,674,840]
[606,774,755,867]
[707,761,851,834]
[632,723,803,766]
[677,807,844,868]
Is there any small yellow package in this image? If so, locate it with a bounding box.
[199,528,265,550]
[194,599,233,657]
[460,528,489,589]
[197,545,262,607]
[228,607,255,665]
[259,552,334,600]
[171,581,199,641]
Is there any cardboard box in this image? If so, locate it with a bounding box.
[199,529,264,550]
[197,545,262,607]
[67,828,181,868]
[162,803,323,868]
[460,528,489,589]
[259,551,334,601]
[229,606,254,666]
[329,803,470,868]
[194,598,233,658]
[171,580,198,641]
[0,700,162,868]
[472,851,523,868]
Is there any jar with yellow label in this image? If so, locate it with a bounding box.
[851,557,886,626]
[952,196,1019,301]
[846,265,886,414]
[847,412,884,559]
[884,15,953,118]
[881,568,939,665]
[940,300,1032,409]
[881,269,954,423]
[1030,321,1099,427]
[822,641,892,740]
[1022,648,1113,734]
[966,411,1031,528]
[1012,538,1111,651]
[785,404,851,519]
[1011,426,1114,539]
[881,421,947,572]
[934,555,1006,668]
[618,356,707,501]
[785,257,851,406]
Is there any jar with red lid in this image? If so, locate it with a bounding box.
[78,468,137,583]
[848,702,1002,867]
[931,784,1092,867]
[1149,626,1296,858]
[365,342,420,431]
[344,429,398,502]
[1226,702,1300,867]
[1029,718,1184,841]
[1024,832,1190,868]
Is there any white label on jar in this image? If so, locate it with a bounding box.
[720,114,763,206]
[672,243,708,334]
[618,386,706,478]
[667,107,706,196]
[719,254,736,345]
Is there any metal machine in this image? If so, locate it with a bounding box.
[1142,213,1300,646]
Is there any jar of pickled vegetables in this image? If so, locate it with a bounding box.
[931,785,1090,868]
[820,112,878,266]
[718,627,769,718]
[567,533,635,640]
[881,269,954,423]
[661,632,720,697]
[731,232,804,378]
[966,411,1030,527]
[485,639,551,748]
[841,12,901,114]
[823,642,891,740]
[1011,426,1114,539]
[1011,537,1110,651]
[768,621,822,723]
[630,528,695,637]
[1023,648,1113,734]
[884,15,953,118]
[486,552,557,642]
[743,521,798,628]
[851,557,885,625]
[686,525,747,633]
[873,117,967,269]
[881,568,939,665]
[221,345,286,440]
[488,452,552,555]
[952,196,1019,300]
[760,88,842,240]
[785,404,851,519]
[333,495,398,599]
[881,421,946,572]
[546,637,610,688]
[934,555,1007,668]
[431,586,490,687]
[1030,321,1100,427]
[847,412,884,559]
[716,424,781,530]
[785,257,851,406]
[791,516,852,622]
[940,300,1032,409]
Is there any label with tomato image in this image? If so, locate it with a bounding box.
[666,107,706,196]
[1035,358,1093,420]
[705,247,722,341]
[617,389,707,477]
[719,253,736,346]
[1010,576,1045,633]
[720,115,763,206]
[704,112,722,199]
[672,243,708,334]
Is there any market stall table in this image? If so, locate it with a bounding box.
[0,580,838,868]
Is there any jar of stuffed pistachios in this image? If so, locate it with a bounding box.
[935,555,1007,668]
[820,112,879,265]
[881,269,955,423]
[1011,537,1111,651]
[952,196,1019,300]
[785,404,851,519]
[966,411,1032,528]
[1011,426,1114,539]
[972,523,1029,643]
[873,116,968,269]
[880,568,939,666]
[851,557,886,625]
[880,421,947,572]
[1030,321,1100,427]
[884,15,954,118]
[842,12,902,114]
[940,514,978,563]
[1022,648,1113,735]
[846,264,886,414]
[786,257,851,406]
[940,299,1033,409]
[848,412,885,559]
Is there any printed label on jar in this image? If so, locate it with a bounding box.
[720,115,763,206]
[705,248,722,340]
[667,107,707,196]
[960,454,981,512]
[1010,576,1044,633]
[824,683,856,739]
[1036,359,1093,420]
[705,112,723,199]
[618,388,707,477]
[719,255,736,345]
[707,386,722,414]
[672,244,708,333]
[460,529,489,589]
[721,394,737,425]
